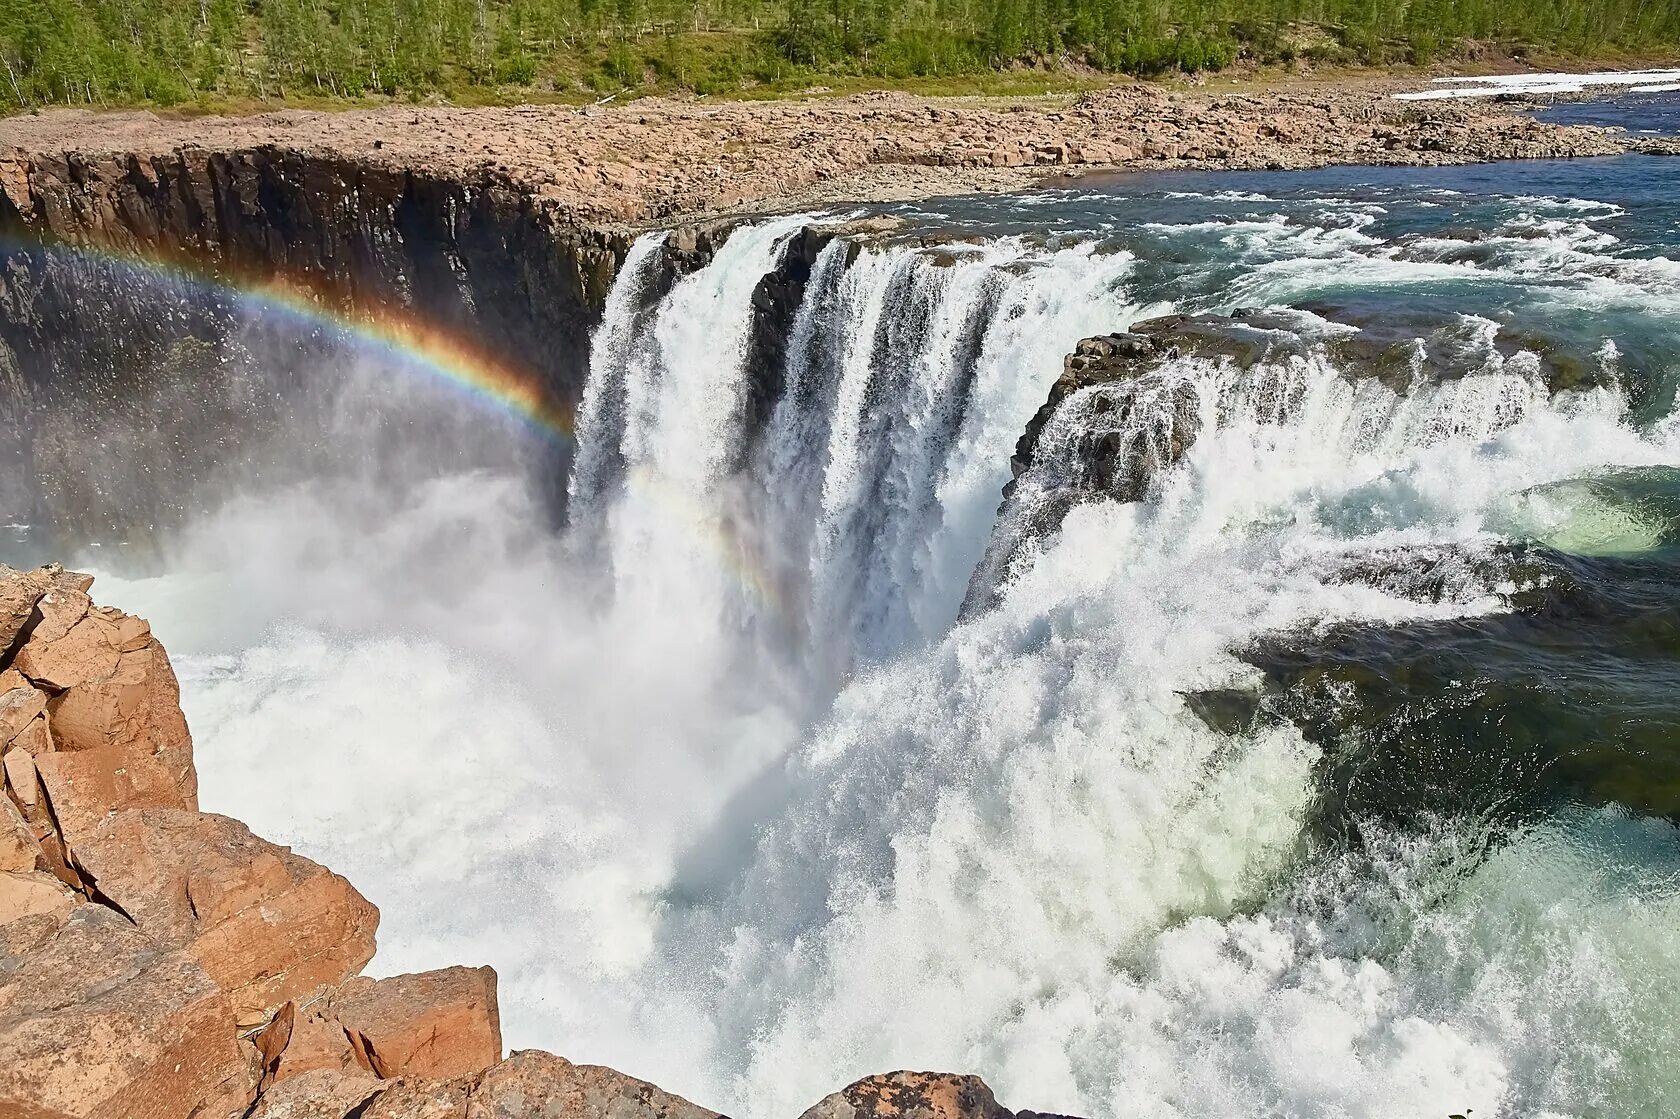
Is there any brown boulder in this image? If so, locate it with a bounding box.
[467,1050,724,1119]
[247,1068,383,1119]
[6,711,52,758]
[48,637,196,801]
[359,1076,474,1118]
[798,1073,1010,1119]
[0,796,42,873]
[65,808,379,1025]
[331,966,501,1080]
[0,870,76,936]
[0,685,48,744]
[12,614,119,691]
[0,903,251,1119]
[0,565,93,660]
[255,966,500,1087]
[31,743,191,845]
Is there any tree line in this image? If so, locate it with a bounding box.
[2,0,1677,108]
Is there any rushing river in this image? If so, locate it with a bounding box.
[10,135,1680,1115]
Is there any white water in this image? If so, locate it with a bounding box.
[1394,69,1680,100]
[87,199,1680,1117]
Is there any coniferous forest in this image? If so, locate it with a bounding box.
[2,0,1677,109]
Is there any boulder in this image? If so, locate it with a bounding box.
[12,614,119,691]
[47,637,195,798]
[65,808,379,1025]
[256,966,500,1086]
[358,1077,473,1118]
[799,1073,1011,1119]
[6,711,52,758]
[0,904,252,1119]
[0,796,41,873]
[0,685,47,744]
[31,744,191,847]
[466,1051,723,1119]
[247,1068,383,1119]
[328,966,501,1080]
[0,565,93,660]
[0,870,76,934]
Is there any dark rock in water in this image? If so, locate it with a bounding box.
[963,327,1203,618]
[653,220,738,290]
[1240,541,1680,845]
[1181,687,1275,737]
[741,225,836,442]
[1009,330,1162,483]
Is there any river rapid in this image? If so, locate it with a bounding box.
[11,126,1680,1116]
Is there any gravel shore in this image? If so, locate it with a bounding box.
[1,79,1671,228]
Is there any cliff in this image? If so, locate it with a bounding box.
[0,563,1070,1119]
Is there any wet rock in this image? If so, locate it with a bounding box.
[67,808,379,1026]
[0,904,251,1119]
[742,225,836,441]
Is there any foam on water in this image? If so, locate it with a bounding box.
[74,161,1680,1117]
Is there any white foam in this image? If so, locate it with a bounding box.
[1394,69,1680,100]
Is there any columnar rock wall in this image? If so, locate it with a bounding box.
[0,152,637,544]
[0,564,1065,1119]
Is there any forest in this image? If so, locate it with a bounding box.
[3,0,1678,109]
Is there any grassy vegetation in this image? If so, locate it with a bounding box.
[2,0,1677,110]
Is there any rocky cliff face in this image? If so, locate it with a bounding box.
[0,564,1068,1119]
[0,151,635,544]
[0,148,629,398]
[0,151,850,548]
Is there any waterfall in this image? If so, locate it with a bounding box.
[571,227,1142,683]
[77,164,1680,1119]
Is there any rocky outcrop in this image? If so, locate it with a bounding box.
[0,562,486,1118]
[0,562,1073,1119]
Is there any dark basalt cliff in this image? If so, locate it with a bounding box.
[0,148,629,385]
[0,149,638,544]
[0,148,852,548]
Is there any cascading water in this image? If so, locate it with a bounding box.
[13,144,1680,1117]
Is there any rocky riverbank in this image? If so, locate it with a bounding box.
[0,563,1071,1119]
[1,81,1667,229]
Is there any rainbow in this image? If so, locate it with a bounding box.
[0,229,802,618]
[0,231,575,445]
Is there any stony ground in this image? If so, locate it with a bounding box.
[1,80,1668,227]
